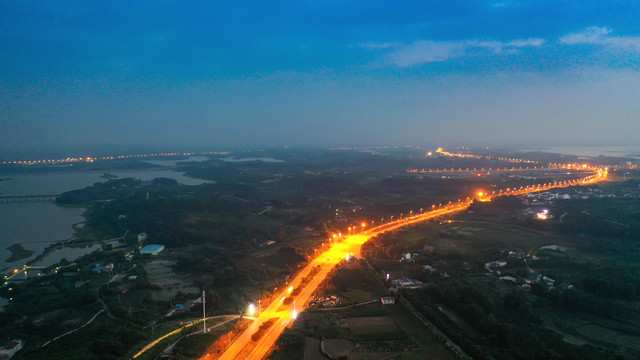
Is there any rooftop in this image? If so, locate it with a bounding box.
[140,244,164,252]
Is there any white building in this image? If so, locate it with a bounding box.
[381,297,396,305]
[0,339,22,359]
[137,233,148,242]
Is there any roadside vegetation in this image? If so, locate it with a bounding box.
[356,176,640,360]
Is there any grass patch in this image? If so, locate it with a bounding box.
[5,243,35,262]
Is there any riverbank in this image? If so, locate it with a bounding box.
[0,163,210,272]
[100,172,118,179]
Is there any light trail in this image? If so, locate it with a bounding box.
[1,151,230,166]
[435,147,539,164]
[406,163,599,174]
[131,316,240,359]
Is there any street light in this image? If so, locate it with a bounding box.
[292,301,298,319]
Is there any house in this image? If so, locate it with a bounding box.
[543,276,555,286]
[485,261,507,271]
[91,265,107,273]
[525,276,540,284]
[137,233,148,242]
[0,339,22,359]
[381,297,396,305]
[401,253,414,262]
[140,244,165,255]
[392,278,423,289]
[424,265,438,273]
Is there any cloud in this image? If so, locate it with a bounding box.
[356,42,400,50]
[560,27,640,53]
[376,37,545,67]
[492,2,517,8]
[387,41,466,67]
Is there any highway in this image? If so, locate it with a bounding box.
[214,205,467,360]
[210,162,607,360]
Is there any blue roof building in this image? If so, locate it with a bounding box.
[91,266,106,273]
[140,244,165,255]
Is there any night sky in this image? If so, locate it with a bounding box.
[1,1,639,151]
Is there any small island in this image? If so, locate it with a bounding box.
[5,244,34,263]
[100,172,118,179]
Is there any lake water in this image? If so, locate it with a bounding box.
[0,202,85,272]
[143,156,210,167]
[0,163,209,273]
[35,244,103,267]
[219,157,284,163]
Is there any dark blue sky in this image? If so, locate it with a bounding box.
[1,1,639,151]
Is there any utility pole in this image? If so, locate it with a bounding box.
[202,289,207,333]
